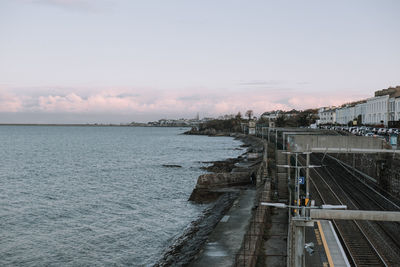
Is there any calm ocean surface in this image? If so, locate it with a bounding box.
[0,126,243,266]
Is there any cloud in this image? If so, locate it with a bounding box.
[0,86,366,122]
[37,92,146,113]
[0,90,23,112]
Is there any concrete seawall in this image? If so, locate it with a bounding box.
[195,172,252,189]
[155,134,266,266]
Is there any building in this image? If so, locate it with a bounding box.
[305,86,400,127]
[333,101,366,126]
[248,120,256,135]
[336,106,354,125]
[364,86,400,126]
[355,102,367,124]
[318,107,336,125]
[395,97,400,121]
[389,97,396,122]
[365,94,389,126]
[261,111,280,120]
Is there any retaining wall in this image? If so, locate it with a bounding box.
[288,135,384,152]
[333,153,400,198]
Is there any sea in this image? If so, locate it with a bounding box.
[0,126,243,266]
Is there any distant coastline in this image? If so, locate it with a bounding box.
[0,123,191,127]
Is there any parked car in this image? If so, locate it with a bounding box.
[378,128,386,134]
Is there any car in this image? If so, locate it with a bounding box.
[365,132,374,137]
[378,128,386,134]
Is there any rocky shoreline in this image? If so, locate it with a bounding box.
[154,133,264,266]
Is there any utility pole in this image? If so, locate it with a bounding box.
[280,152,318,214]
[305,152,310,205]
[277,152,321,267]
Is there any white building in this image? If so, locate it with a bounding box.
[336,106,356,125]
[395,97,400,121]
[355,102,367,124]
[318,107,336,124]
[261,111,280,120]
[335,102,367,125]
[389,97,396,122]
[364,86,400,126]
[365,94,389,126]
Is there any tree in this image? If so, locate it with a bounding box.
[296,114,309,127]
[257,116,269,125]
[245,110,253,120]
[275,115,287,127]
[235,112,242,120]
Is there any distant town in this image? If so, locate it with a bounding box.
[1,86,398,129]
[146,85,400,129]
[317,85,400,128]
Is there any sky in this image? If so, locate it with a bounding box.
[0,0,399,123]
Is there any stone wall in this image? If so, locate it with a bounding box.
[332,153,400,198]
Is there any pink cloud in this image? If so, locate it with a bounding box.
[0,90,23,112]
[286,94,364,110]
[38,92,142,113]
[0,87,370,120]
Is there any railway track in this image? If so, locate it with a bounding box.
[298,154,400,266]
[322,156,400,252]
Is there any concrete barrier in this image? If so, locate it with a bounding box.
[195,172,251,189]
[288,135,384,152]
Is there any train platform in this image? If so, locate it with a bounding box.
[306,220,350,267]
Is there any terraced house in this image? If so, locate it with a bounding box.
[319,86,400,127]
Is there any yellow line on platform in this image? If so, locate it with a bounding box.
[317,220,335,267]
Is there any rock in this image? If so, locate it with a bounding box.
[162,164,182,168]
[200,158,239,172]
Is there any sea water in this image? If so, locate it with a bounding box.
[0,126,243,266]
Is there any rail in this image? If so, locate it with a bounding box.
[298,155,389,266]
